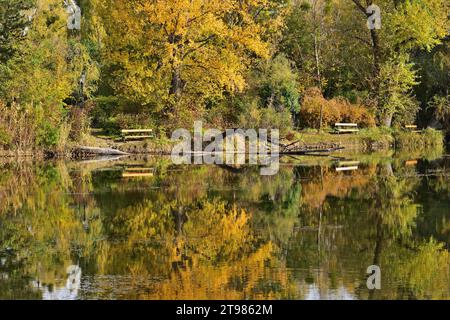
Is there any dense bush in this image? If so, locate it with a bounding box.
[358,127,395,150]
[36,122,60,148]
[0,101,78,151]
[428,95,450,131]
[251,55,301,114]
[238,100,292,135]
[394,128,444,150]
[298,87,376,129]
[0,102,40,150]
[0,126,11,147]
[69,103,95,142]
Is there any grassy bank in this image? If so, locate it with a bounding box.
[292,127,445,153]
[0,126,445,158]
[105,127,445,155]
[394,128,445,150]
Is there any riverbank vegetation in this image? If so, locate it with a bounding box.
[0,0,448,155]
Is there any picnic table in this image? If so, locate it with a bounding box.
[121,129,154,141]
[334,123,359,134]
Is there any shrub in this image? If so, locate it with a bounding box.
[69,103,94,142]
[238,100,292,135]
[394,128,444,150]
[299,87,376,129]
[91,96,119,128]
[427,95,450,131]
[0,101,75,151]
[358,127,395,149]
[253,55,301,114]
[205,100,241,129]
[0,126,11,147]
[36,122,60,148]
[0,101,40,150]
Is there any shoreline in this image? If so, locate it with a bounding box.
[0,129,446,160]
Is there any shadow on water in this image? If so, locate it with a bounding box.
[0,148,449,300]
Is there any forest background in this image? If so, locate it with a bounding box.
[0,0,448,152]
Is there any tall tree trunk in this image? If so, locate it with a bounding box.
[314,34,324,131]
[370,28,381,95]
[383,113,393,127]
[312,0,323,131]
[170,68,183,97]
[351,0,384,123]
[168,33,184,113]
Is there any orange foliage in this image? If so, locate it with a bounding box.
[301,166,377,208]
[299,87,376,128]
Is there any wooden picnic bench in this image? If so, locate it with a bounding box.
[405,125,421,133]
[115,163,155,178]
[334,123,359,134]
[122,167,154,178]
[121,129,154,141]
[336,160,360,172]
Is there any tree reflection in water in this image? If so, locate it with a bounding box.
[0,153,449,299]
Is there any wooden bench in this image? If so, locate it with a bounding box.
[334,123,359,134]
[405,160,418,166]
[405,125,421,133]
[121,129,154,141]
[122,167,154,178]
[336,160,360,172]
[116,163,155,178]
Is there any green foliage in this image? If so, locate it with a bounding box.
[280,0,336,93]
[385,0,449,52]
[394,128,444,152]
[36,121,59,147]
[0,0,35,63]
[378,55,420,126]
[251,55,301,114]
[358,127,395,149]
[427,95,450,130]
[0,0,449,150]
[279,0,449,128]
[0,126,12,146]
[0,0,98,151]
[238,99,293,135]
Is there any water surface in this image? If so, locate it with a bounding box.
[0,151,449,300]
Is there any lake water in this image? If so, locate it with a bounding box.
[0,150,449,300]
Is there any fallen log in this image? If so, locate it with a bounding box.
[78,155,128,164]
[281,146,345,155]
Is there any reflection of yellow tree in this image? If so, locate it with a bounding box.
[77,159,450,300]
[1,158,449,300]
[0,161,103,298]
[85,199,297,299]
[95,200,176,276]
[128,202,292,299]
[181,201,252,261]
[148,243,286,300]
